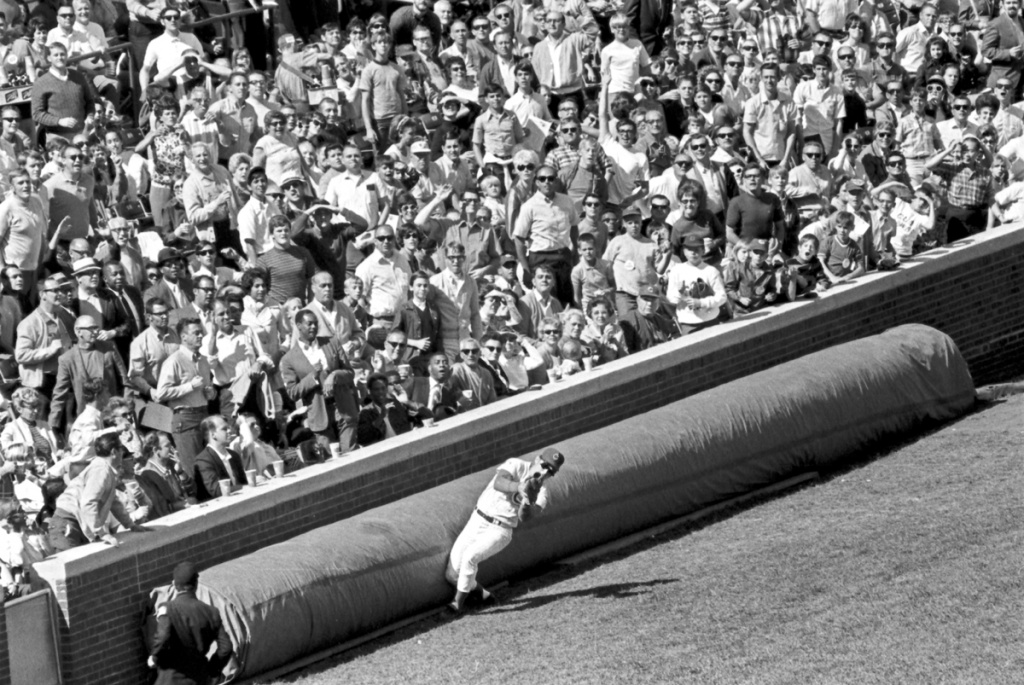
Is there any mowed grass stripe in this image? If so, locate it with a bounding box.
[272,395,1024,685]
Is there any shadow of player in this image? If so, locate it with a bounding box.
[485,578,680,613]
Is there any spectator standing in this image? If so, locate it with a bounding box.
[154,318,216,477]
[145,248,194,311]
[15,276,74,395]
[896,3,937,74]
[49,315,127,435]
[43,143,96,244]
[603,206,658,315]
[129,298,180,402]
[0,169,49,296]
[360,33,409,154]
[531,11,591,113]
[280,310,359,454]
[355,225,412,326]
[207,73,258,166]
[183,142,235,252]
[325,143,381,231]
[430,242,482,361]
[31,40,95,141]
[256,216,317,306]
[512,164,577,303]
[982,0,1024,96]
[743,63,798,170]
[623,0,672,57]
[49,433,150,551]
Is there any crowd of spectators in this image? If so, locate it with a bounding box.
[0,0,1022,600]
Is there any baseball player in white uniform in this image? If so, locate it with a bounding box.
[445,447,566,613]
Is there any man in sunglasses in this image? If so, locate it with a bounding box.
[512,164,577,303]
[937,95,979,150]
[354,226,412,327]
[862,123,897,187]
[864,33,908,95]
[446,446,565,613]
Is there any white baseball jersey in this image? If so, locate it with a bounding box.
[476,458,551,528]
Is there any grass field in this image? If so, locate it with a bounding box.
[270,394,1024,685]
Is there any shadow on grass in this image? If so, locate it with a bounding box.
[486,578,679,613]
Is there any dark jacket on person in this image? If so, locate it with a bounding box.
[618,307,678,353]
[151,590,233,685]
[193,446,246,502]
[356,397,412,446]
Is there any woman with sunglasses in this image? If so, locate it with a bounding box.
[504,148,540,243]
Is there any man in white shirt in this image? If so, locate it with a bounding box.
[936,94,979,149]
[325,143,380,230]
[354,225,412,324]
[601,118,650,207]
[446,447,565,612]
[236,166,281,264]
[895,2,936,74]
[139,6,204,99]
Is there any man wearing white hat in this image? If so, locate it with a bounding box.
[72,257,126,351]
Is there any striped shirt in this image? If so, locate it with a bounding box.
[256,245,317,306]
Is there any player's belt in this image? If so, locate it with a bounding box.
[476,509,512,529]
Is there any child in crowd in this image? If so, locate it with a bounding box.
[571,233,616,315]
[787,234,828,296]
[343,275,371,329]
[818,211,866,284]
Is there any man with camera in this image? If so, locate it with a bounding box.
[445,447,565,613]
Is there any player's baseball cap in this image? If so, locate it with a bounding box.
[749,239,769,253]
[637,284,660,299]
[538,447,565,473]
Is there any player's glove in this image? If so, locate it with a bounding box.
[518,476,542,504]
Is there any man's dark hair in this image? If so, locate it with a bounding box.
[176,316,201,337]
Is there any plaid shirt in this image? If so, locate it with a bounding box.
[942,163,993,209]
[545,143,609,174]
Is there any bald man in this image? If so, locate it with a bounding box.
[49,314,128,435]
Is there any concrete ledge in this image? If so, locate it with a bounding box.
[33,224,1024,684]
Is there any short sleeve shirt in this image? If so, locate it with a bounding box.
[358,60,407,120]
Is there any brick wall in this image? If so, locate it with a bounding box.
[32,224,1024,684]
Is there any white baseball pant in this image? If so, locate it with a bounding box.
[446,511,513,593]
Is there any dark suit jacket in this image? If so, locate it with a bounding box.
[357,398,412,446]
[144,278,195,311]
[105,285,146,337]
[476,55,516,98]
[404,375,459,421]
[983,14,1024,88]
[151,590,233,685]
[279,340,356,433]
[135,468,192,519]
[194,446,246,502]
[0,293,23,355]
[624,0,672,56]
[49,346,127,432]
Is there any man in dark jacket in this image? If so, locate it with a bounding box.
[149,561,233,685]
[619,285,678,352]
